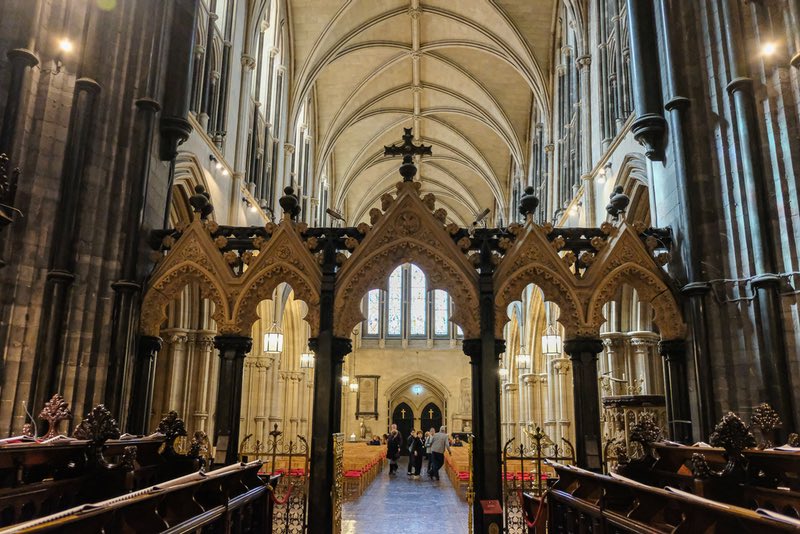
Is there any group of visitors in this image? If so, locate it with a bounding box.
[386,424,452,481]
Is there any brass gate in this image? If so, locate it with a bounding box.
[332,433,344,534]
[239,425,310,533]
[502,427,575,533]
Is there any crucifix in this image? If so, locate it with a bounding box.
[400,408,406,419]
[428,408,434,419]
[383,127,432,182]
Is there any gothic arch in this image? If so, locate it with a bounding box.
[139,220,233,336]
[334,181,480,338]
[494,222,586,338]
[582,223,685,340]
[231,221,321,336]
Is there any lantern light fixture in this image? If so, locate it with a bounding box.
[517,352,531,370]
[300,352,315,369]
[341,374,350,386]
[349,382,359,392]
[541,324,563,355]
[263,322,284,353]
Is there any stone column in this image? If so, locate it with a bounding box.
[629,331,660,394]
[0,48,38,157]
[600,333,626,395]
[564,338,603,471]
[658,339,692,443]
[30,78,101,413]
[127,335,163,435]
[626,0,666,159]
[504,383,518,444]
[551,356,571,445]
[212,335,253,465]
[192,333,215,432]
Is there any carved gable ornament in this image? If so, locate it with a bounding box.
[497,219,685,341]
[334,180,480,338]
[141,214,321,337]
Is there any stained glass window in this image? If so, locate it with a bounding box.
[434,290,449,337]
[386,266,403,336]
[409,265,427,336]
[366,289,380,336]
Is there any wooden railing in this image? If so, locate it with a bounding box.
[547,462,800,533]
[0,462,279,533]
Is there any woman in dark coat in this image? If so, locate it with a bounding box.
[409,430,425,478]
[387,429,402,475]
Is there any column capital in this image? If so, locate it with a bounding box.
[213,335,253,357]
[564,337,604,356]
[308,335,352,363]
[138,335,163,356]
[658,338,686,361]
[462,339,505,365]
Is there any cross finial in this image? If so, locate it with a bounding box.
[383,128,432,182]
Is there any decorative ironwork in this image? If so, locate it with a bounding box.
[239,424,310,534]
[502,427,575,533]
[467,434,475,534]
[332,433,345,534]
[383,127,432,182]
[38,393,72,439]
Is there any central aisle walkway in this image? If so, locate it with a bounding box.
[342,457,470,533]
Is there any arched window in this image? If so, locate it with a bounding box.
[362,264,461,340]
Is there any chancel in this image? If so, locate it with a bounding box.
[0,0,798,533]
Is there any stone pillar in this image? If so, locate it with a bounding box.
[504,383,518,444]
[30,78,101,414]
[127,335,163,435]
[720,0,795,435]
[629,332,661,394]
[564,338,603,471]
[192,333,215,432]
[626,0,666,159]
[0,48,38,157]
[658,339,693,443]
[600,333,626,395]
[212,335,252,465]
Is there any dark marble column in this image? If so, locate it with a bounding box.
[680,282,715,437]
[105,98,161,422]
[307,234,350,534]
[720,0,795,434]
[626,0,666,159]
[127,335,163,435]
[30,78,101,413]
[564,338,604,471]
[658,339,692,443]
[462,337,504,534]
[212,335,252,465]
[0,48,38,157]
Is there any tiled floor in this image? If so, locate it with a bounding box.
[342,456,470,533]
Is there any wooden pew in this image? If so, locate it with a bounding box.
[342,443,385,500]
[548,462,800,533]
[444,446,470,499]
[0,462,279,533]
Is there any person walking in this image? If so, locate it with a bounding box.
[387,425,402,475]
[424,428,435,476]
[406,429,416,476]
[409,430,425,478]
[429,425,451,481]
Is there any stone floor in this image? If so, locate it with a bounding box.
[342,456,470,533]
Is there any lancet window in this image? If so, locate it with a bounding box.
[362,264,461,341]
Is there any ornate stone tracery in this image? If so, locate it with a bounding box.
[140,214,322,337]
[333,180,480,338]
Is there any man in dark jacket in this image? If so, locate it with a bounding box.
[387,424,402,475]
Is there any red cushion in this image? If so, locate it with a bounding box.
[344,470,362,477]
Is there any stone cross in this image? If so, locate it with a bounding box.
[400,408,406,419]
[429,408,434,419]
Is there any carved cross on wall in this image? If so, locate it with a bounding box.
[383,127,432,181]
[400,408,406,419]
[428,408,434,419]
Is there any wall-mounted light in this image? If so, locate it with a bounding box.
[517,352,531,370]
[341,374,350,386]
[349,382,359,393]
[209,154,229,176]
[597,162,612,185]
[58,38,74,54]
[761,42,777,57]
[569,201,582,216]
[412,384,423,395]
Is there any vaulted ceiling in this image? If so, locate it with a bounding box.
[287,0,557,226]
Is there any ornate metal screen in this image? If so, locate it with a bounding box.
[502,427,575,533]
[332,433,344,534]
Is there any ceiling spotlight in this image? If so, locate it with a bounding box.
[58,38,74,54]
[761,42,777,57]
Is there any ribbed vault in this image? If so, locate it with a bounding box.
[287,0,556,224]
